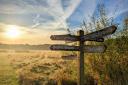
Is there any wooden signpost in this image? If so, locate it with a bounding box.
[51,34,104,42]
[50,25,117,85]
[50,44,106,53]
[82,25,117,40]
[50,25,116,42]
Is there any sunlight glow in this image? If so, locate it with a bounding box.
[5,25,22,39]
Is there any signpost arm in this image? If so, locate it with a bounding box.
[78,30,85,85]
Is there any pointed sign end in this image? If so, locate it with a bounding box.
[111,25,117,34]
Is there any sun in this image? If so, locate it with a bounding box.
[5,25,22,39]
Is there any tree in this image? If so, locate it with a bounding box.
[123,18,128,36]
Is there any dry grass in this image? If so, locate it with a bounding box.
[1,50,73,85]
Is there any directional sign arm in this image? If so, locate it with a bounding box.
[82,25,117,40]
[50,45,107,53]
[87,38,104,42]
[84,45,107,53]
[50,45,79,51]
[50,35,79,41]
[51,34,104,42]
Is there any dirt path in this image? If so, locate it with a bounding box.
[0,53,18,85]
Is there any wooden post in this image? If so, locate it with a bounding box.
[78,30,84,85]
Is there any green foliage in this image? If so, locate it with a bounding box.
[86,36,128,85]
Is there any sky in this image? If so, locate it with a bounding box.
[0,0,128,44]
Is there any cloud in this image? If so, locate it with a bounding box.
[0,22,42,37]
[31,0,81,29]
[67,0,97,28]
[0,22,67,37]
[0,22,68,44]
[0,23,7,33]
[1,0,127,33]
[0,0,81,31]
[106,0,128,19]
[0,0,49,14]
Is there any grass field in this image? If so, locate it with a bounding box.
[0,51,66,85]
[0,37,128,85]
[0,53,18,85]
